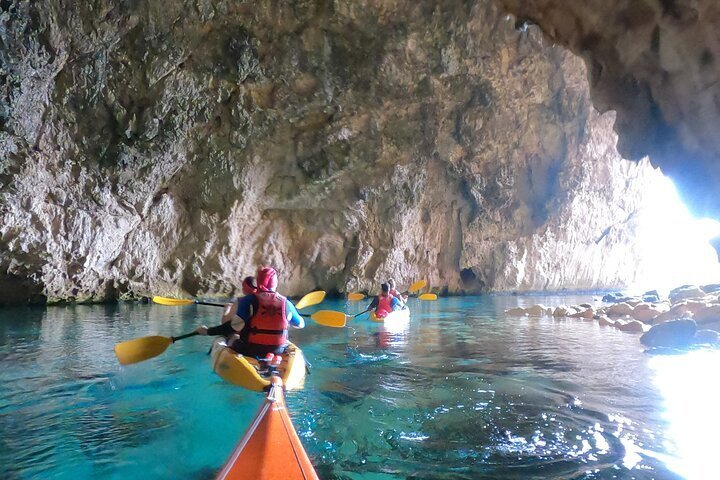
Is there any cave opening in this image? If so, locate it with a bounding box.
[626,174,720,294]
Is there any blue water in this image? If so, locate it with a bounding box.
[1,295,718,479]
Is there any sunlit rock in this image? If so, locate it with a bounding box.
[631,303,666,323]
[606,303,634,317]
[526,304,549,317]
[691,304,720,325]
[597,316,614,327]
[617,320,646,333]
[569,307,594,319]
[552,305,571,317]
[669,285,706,303]
[505,307,527,316]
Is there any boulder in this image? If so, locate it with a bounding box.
[618,320,646,333]
[597,316,614,326]
[552,305,571,317]
[700,284,720,294]
[691,305,720,325]
[525,304,550,316]
[569,308,595,319]
[631,304,664,323]
[640,319,698,348]
[579,303,592,308]
[505,307,526,316]
[606,303,634,317]
[602,292,626,303]
[669,285,705,304]
[642,290,660,303]
[694,329,720,345]
[652,303,694,324]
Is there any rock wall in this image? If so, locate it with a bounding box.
[495,0,720,219]
[0,0,712,303]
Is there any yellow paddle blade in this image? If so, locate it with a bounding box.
[295,290,326,310]
[152,296,195,306]
[114,336,173,365]
[311,310,347,328]
[408,280,427,293]
[347,292,365,301]
[418,293,437,301]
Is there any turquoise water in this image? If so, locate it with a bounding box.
[1,295,718,479]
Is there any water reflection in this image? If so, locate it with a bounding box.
[650,349,720,480]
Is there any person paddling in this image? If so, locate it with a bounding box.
[195,267,305,357]
[366,283,404,319]
[388,279,408,304]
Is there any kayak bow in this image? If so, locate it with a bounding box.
[216,377,319,480]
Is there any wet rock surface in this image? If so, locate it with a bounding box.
[0,0,715,303]
[495,0,720,218]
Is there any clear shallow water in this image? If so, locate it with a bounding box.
[1,295,718,480]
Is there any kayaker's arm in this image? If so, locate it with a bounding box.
[286,300,305,328]
[366,297,378,311]
[391,296,404,310]
[195,320,235,337]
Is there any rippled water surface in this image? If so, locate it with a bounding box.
[1,295,718,479]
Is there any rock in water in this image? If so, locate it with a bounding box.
[640,319,697,349]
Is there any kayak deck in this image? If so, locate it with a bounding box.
[370,308,411,323]
[210,338,307,391]
[216,379,319,480]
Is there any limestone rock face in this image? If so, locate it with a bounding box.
[0,0,715,303]
[495,0,720,218]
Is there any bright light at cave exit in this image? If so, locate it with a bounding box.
[629,174,720,294]
[650,350,720,480]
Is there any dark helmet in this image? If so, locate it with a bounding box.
[241,276,257,295]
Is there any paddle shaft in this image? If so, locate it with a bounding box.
[196,300,225,307]
[352,308,372,318]
[171,332,199,343]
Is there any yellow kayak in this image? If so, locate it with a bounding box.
[210,338,307,391]
[369,308,411,323]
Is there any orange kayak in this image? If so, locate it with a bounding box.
[216,378,319,480]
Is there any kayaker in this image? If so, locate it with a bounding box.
[367,283,404,318]
[195,266,305,356]
[387,279,408,303]
[241,276,257,295]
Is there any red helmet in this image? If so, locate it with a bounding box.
[256,266,278,292]
[241,276,257,295]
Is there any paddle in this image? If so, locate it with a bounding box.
[116,291,328,365]
[347,292,365,301]
[114,331,199,365]
[418,293,437,301]
[349,307,372,319]
[152,296,225,307]
[300,310,347,328]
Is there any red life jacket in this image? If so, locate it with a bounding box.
[375,294,393,318]
[243,292,288,347]
[390,289,401,298]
